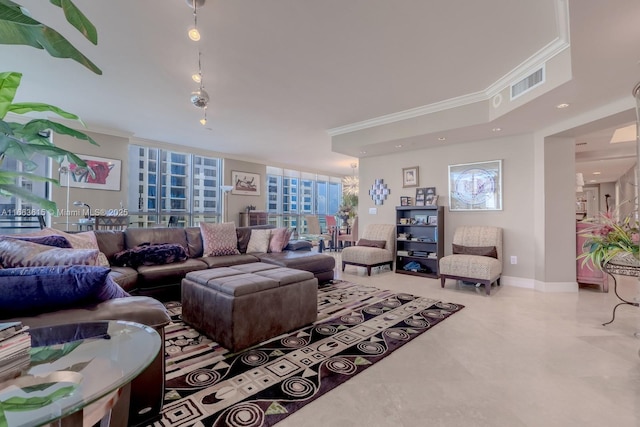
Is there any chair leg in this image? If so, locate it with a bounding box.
[367,266,371,276]
[440,277,446,288]
[485,281,491,296]
[342,261,346,272]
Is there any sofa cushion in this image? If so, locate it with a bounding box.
[0,265,129,317]
[135,258,208,287]
[185,227,204,258]
[200,222,240,256]
[108,266,139,292]
[198,254,259,268]
[236,225,274,253]
[0,238,99,268]
[125,227,189,251]
[94,230,126,261]
[246,229,272,253]
[112,243,188,268]
[257,251,335,274]
[452,244,498,259]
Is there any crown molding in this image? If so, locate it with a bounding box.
[328,0,571,137]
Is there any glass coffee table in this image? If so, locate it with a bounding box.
[0,321,161,427]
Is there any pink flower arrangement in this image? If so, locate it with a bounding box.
[578,210,639,269]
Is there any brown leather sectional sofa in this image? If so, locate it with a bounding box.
[2,225,334,425]
[96,225,336,300]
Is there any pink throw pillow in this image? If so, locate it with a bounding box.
[269,227,290,253]
[200,222,241,256]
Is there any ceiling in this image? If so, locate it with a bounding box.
[2,0,639,179]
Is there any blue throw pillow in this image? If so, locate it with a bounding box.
[0,265,129,317]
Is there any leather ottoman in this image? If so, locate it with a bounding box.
[181,263,318,352]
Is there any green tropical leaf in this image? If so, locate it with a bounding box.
[0,71,20,118]
[0,170,57,184]
[8,102,81,121]
[21,119,98,145]
[0,1,101,74]
[49,0,97,45]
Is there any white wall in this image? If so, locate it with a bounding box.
[358,133,536,284]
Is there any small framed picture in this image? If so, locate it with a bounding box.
[402,166,419,188]
[415,199,425,207]
[427,215,438,225]
[414,214,428,225]
[400,196,410,206]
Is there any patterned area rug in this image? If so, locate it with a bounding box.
[150,281,464,427]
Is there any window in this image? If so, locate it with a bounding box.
[266,166,343,231]
[128,146,222,226]
[0,155,49,218]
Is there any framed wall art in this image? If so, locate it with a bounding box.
[448,160,502,211]
[62,155,122,191]
[232,171,261,195]
[402,166,419,188]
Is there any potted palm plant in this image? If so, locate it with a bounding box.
[0,0,102,212]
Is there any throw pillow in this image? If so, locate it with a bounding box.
[0,238,99,268]
[247,229,272,253]
[0,265,129,317]
[200,222,241,256]
[112,243,189,268]
[46,229,110,267]
[357,238,386,249]
[452,244,498,259]
[268,227,291,253]
[4,235,72,248]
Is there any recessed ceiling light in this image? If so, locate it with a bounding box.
[359,151,367,154]
[556,103,570,109]
[437,137,446,141]
[492,127,502,132]
[395,144,403,148]
[593,171,601,175]
[589,179,597,183]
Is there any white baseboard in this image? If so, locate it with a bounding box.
[501,276,535,289]
[501,276,579,292]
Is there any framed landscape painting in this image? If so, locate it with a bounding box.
[232,171,261,195]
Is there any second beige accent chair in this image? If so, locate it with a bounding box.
[438,225,503,295]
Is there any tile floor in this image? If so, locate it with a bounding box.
[277,251,640,427]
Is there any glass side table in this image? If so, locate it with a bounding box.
[0,321,161,427]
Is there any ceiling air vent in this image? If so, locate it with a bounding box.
[510,66,545,100]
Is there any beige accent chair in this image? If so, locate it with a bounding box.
[303,215,332,250]
[439,226,503,295]
[341,223,395,275]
